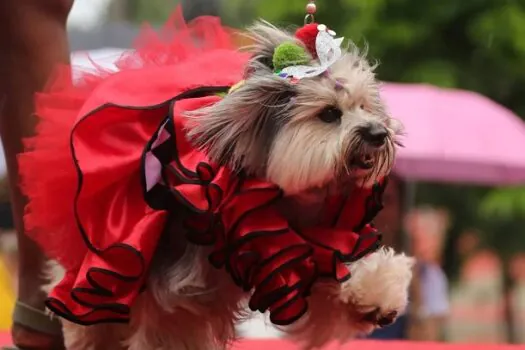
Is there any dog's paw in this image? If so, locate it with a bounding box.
[340,247,415,332]
[361,308,398,327]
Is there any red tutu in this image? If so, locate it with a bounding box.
[19,8,385,327]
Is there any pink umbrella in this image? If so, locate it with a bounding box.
[381,83,525,185]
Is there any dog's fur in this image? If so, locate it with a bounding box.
[44,22,414,350]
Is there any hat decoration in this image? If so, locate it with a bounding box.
[273,23,344,82]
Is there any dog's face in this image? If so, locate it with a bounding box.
[187,22,403,195]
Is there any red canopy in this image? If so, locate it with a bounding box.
[1,332,521,349]
[233,340,521,350]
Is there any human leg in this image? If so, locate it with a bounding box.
[0,0,73,348]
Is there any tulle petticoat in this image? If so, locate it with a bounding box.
[19,8,247,273]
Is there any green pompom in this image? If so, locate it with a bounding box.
[272,42,309,71]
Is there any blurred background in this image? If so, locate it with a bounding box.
[2,0,525,345]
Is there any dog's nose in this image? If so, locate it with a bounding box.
[360,123,388,147]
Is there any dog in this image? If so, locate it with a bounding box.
[43,21,414,350]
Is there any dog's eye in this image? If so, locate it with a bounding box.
[318,106,342,123]
[359,104,365,110]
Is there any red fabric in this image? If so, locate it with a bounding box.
[0,335,521,350]
[18,8,383,327]
[0,335,520,350]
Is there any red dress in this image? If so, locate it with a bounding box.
[18,8,385,327]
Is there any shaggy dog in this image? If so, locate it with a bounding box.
[42,21,414,350]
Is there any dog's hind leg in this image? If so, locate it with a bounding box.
[62,321,127,350]
[126,289,241,350]
[126,245,247,350]
[41,261,128,350]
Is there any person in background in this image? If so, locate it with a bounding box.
[405,207,450,340]
[509,253,525,344]
[368,176,450,341]
[446,230,507,343]
[0,1,73,348]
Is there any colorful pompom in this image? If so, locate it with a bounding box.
[295,23,319,58]
[272,42,310,71]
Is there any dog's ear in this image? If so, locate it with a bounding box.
[243,21,309,75]
[185,74,296,175]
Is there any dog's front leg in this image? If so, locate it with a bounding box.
[281,247,414,349]
[339,247,415,330]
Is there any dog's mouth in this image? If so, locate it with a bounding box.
[351,153,375,170]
